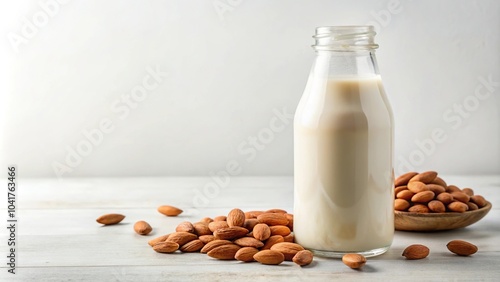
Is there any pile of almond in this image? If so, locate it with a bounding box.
[394,171,489,213]
[148,208,314,266]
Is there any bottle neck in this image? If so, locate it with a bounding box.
[314,50,380,78]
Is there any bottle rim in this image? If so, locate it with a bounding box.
[313,26,379,51]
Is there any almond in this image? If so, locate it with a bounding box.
[402,244,429,260]
[470,195,487,207]
[157,205,183,216]
[426,184,446,195]
[96,213,125,225]
[265,209,288,214]
[409,171,437,184]
[180,239,204,252]
[198,235,215,244]
[428,200,446,213]
[176,221,195,233]
[244,210,264,219]
[148,234,170,247]
[134,220,152,235]
[208,221,229,232]
[396,190,414,201]
[431,176,447,187]
[166,232,198,246]
[448,201,468,213]
[243,219,259,231]
[436,192,454,204]
[213,215,227,222]
[467,202,479,211]
[262,235,285,250]
[411,191,435,203]
[394,186,408,195]
[200,240,232,253]
[200,217,213,224]
[450,192,470,203]
[293,250,313,266]
[253,250,285,265]
[285,213,294,231]
[342,253,366,269]
[283,233,294,243]
[193,222,212,236]
[152,241,179,253]
[446,185,462,193]
[461,188,474,196]
[407,181,429,193]
[270,242,305,261]
[408,204,429,213]
[394,199,410,211]
[270,225,291,236]
[213,226,249,240]
[233,237,264,248]
[257,213,289,226]
[207,244,240,260]
[395,172,418,187]
[227,208,246,227]
[447,240,478,256]
[253,223,271,241]
[235,247,259,262]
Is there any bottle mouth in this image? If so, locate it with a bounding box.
[313,26,379,51]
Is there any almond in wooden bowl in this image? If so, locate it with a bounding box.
[394,201,492,231]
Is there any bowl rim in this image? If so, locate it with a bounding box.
[394,201,492,217]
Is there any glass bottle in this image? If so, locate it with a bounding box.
[293,26,394,257]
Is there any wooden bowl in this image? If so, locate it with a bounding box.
[395,202,492,232]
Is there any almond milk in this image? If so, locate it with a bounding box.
[294,75,394,257]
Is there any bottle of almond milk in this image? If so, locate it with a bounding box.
[294,26,394,257]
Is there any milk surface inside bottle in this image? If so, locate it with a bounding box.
[293,26,394,257]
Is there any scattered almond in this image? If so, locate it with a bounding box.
[200,240,233,253]
[253,250,284,265]
[207,244,240,260]
[152,241,179,253]
[293,250,313,266]
[342,253,366,269]
[270,242,305,261]
[235,247,259,262]
[96,214,125,225]
[157,205,183,216]
[176,221,195,233]
[402,244,429,260]
[134,221,152,235]
[166,232,197,246]
[446,240,478,256]
[148,234,170,247]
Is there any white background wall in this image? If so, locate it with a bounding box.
[1,0,499,178]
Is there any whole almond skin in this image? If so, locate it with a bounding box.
[193,222,212,236]
[180,239,204,252]
[462,188,474,196]
[428,200,446,213]
[342,253,367,269]
[153,241,179,253]
[396,190,415,201]
[176,221,195,233]
[200,217,213,224]
[254,250,285,265]
[148,234,170,247]
[427,184,446,195]
[395,172,418,187]
[270,242,305,261]
[431,176,447,187]
[207,244,240,260]
[200,240,232,253]
[243,219,260,231]
[283,233,294,243]
[270,225,291,236]
[408,204,430,213]
[470,195,487,207]
[394,199,410,211]
[198,235,215,244]
[166,232,198,246]
[253,223,271,241]
[407,181,429,193]
[157,205,183,216]
[213,226,249,240]
[293,250,314,266]
[394,186,409,195]
[402,244,429,260]
[208,221,229,232]
[245,211,264,219]
[446,185,462,193]
[411,191,435,203]
[233,237,264,248]
[436,192,454,205]
[447,240,478,256]
[227,208,246,227]
[448,201,468,213]
[235,247,259,262]
[96,214,125,225]
[409,171,438,184]
[257,213,289,226]
[467,202,479,211]
[262,235,285,250]
[451,192,470,203]
[134,221,152,235]
[213,215,227,222]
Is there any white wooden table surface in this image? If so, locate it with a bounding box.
[1,176,499,281]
